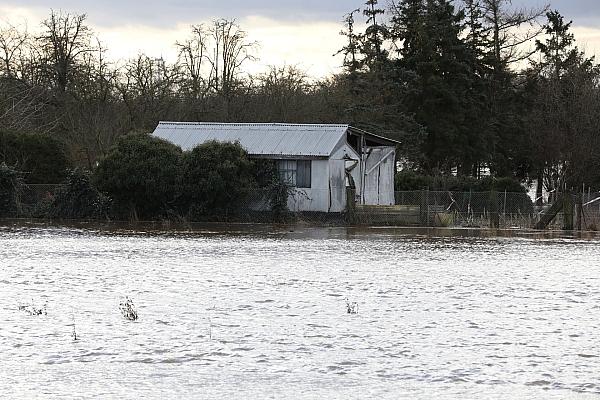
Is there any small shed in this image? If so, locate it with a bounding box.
[152,122,398,212]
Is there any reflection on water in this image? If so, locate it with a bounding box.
[1,222,599,399]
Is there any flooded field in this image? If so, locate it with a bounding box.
[1,222,599,399]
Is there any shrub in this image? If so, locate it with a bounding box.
[94,134,182,220]
[394,171,434,191]
[488,177,528,193]
[251,158,290,220]
[0,163,23,217]
[395,170,527,193]
[267,179,292,221]
[179,141,256,217]
[0,131,71,183]
[253,158,278,188]
[43,169,110,219]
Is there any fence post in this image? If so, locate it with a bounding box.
[420,188,428,226]
[563,191,574,230]
[346,187,356,224]
[576,192,583,231]
[489,189,500,228]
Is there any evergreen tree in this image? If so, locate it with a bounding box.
[361,0,389,70]
[338,9,362,75]
[389,0,425,68]
[335,0,425,164]
[462,0,497,177]
[391,0,483,174]
[534,11,583,79]
[463,0,494,78]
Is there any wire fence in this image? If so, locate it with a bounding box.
[13,184,600,230]
[581,192,600,231]
[354,190,537,228]
[232,188,540,228]
[19,184,61,205]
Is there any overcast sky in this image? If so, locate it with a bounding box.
[1,0,599,77]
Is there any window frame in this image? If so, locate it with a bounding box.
[277,159,312,188]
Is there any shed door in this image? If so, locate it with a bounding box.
[363,147,395,205]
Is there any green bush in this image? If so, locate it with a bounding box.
[0,163,23,217]
[252,158,278,188]
[94,134,182,220]
[42,169,110,219]
[249,159,291,219]
[91,136,296,221]
[179,141,256,217]
[394,171,434,191]
[0,131,71,183]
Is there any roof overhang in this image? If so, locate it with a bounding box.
[348,126,401,147]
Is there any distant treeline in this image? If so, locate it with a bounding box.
[1,0,599,200]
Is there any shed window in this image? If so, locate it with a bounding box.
[277,160,311,188]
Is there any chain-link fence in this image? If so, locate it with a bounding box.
[19,184,62,205]
[581,192,600,231]
[238,189,595,230]
[17,184,63,215]
[350,190,536,228]
[11,184,600,230]
[235,189,539,228]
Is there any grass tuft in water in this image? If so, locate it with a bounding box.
[71,314,78,341]
[345,298,359,314]
[18,300,47,316]
[119,296,138,321]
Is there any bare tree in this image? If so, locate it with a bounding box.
[207,19,257,98]
[0,22,54,133]
[0,82,54,133]
[176,24,209,100]
[61,40,128,167]
[531,64,600,194]
[255,65,311,121]
[118,55,181,129]
[479,0,549,75]
[528,11,600,197]
[37,11,94,93]
[0,22,29,78]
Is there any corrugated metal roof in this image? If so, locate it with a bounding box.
[152,122,350,158]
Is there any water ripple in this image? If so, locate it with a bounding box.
[1,225,600,399]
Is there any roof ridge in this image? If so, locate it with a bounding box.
[158,121,350,128]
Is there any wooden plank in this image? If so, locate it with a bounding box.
[535,194,564,229]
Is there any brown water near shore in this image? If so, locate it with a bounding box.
[2,218,600,240]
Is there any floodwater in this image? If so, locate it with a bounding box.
[1,222,600,399]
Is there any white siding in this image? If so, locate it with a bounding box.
[287,160,330,212]
[329,159,346,212]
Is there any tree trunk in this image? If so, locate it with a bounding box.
[536,170,543,206]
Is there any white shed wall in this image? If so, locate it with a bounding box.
[287,159,330,212]
[328,159,346,212]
